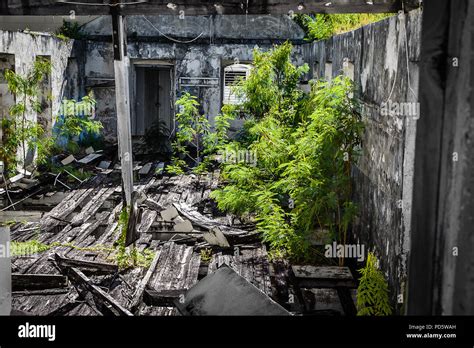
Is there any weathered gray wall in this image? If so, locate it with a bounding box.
[82,14,305,41]
[0,30,73,149]
[303,9,421,311]
[76,15,305,142]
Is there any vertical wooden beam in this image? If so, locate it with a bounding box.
[407,0,474,315]
[111,5,133,206]
[0,227,11,315]
[407,0,450,315]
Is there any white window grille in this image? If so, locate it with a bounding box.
[223,64,252,105]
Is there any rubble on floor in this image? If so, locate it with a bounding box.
[4,164,358,316]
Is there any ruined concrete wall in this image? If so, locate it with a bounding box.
[80,41,304,142]
[302,9,421,311]
[82,15,305,41]
[76,15,305,142]
[0,30,73,148]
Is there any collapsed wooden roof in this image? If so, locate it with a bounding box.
[1,0,420,16]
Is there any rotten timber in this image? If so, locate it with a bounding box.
[12,274,68,291]
[54,253,119,275]
[291,265,357,289]
[63,267,133,316]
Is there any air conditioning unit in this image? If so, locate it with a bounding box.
[222,64,252,105]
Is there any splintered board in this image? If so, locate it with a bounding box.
[291,265,357,288]
[137,242,201,316]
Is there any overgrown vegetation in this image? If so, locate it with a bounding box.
[53,93,103,154]
[1,57,53,175]
[1,58,103,179]
[10,208,155,270]
[209,42,363,260]
[356,252,392,316]
[10,240,51,256]
[296,13,393,41]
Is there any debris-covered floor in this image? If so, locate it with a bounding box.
[2,153,357,316]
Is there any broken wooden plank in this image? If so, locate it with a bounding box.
[0,210,44,223]
[143,197,164,212]
[173,202,248,237]
[143,289,185,307]
[13,288,70,296]
[129,249,161,311]
[291,265,357,288]
[54,253,118,275]
[61,155,76,166]
[138,163,153,176]
[7,173,25,185]
[203,227,230,248]
[77,153,102,164]
[40,188,94,232]
[160,206,178,221]
[208,247,272,296]
[12,274,68,291]
[65,267,133,316]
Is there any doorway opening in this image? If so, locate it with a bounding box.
[132,62,174,158]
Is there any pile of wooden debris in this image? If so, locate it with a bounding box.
[4,168,358,316]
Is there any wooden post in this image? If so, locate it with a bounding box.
[0,226,11,315]
[111,5,133,206]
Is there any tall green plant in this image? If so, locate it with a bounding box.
[168,92,235,174]
[1,57,52,174]
[211,42,363,260]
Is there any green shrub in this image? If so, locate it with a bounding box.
[210,42,363,260]
[168,92,235,174]
[356,252,393,316]
[55,20,84,40]
[1,57,53,174]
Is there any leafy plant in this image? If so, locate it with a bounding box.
[1,57,53,175]
[55,20,84,41]
[54,93,103,154]
[113,206,155,269]
[200,248,213,263]
[10,240,51,256]
[356,252,392,316]
[210,42,363,260]
[168,93,235,174]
